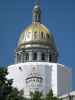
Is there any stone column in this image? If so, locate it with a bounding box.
[37,51,41,61]
[29,51,32,62]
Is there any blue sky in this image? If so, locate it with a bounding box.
[0,0,74,90]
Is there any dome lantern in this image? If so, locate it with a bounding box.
[32,0,41,23]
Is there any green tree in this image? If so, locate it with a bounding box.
[45,89,62,100]
[30,91,43,100]
[45,89,54,100]
[0,67,26,100]
[0,68,12,100]
[30,89,61,100]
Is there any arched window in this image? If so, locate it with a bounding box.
[22,51,25,62]
[49,54,52,62]
[34,32,37,39]
[41,53,45,61]
[33,52,37,60]
[25,53,29,61]
[17,53,21,63]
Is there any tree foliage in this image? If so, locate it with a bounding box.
[0,67,25,100]
[30,90,61,100]
[30,91,43,100]
[45,89,61,100]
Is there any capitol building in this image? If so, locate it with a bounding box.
[7,0,73,99]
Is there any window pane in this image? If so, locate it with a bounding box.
[41,32,44,38]
[25,53,29,61]
[49,54,51,61]
[41,53,45,61]
[17,53,21,63]
[33,52,37,60]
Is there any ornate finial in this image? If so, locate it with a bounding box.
[32,0,41,23]
[35,0,40,6]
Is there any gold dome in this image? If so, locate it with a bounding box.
[17,0,56,50]
[16,0,58,64]
[18,22,55,49]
